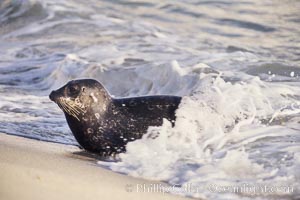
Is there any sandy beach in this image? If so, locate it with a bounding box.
[0,133,190,200]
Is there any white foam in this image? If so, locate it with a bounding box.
[99,63,300,199]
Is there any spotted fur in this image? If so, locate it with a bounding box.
[49,79,181,156]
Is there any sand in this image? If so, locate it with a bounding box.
[0,133,191,200]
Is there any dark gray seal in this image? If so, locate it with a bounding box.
[49,79,181,156]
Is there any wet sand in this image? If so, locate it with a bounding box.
[0,133,191,200]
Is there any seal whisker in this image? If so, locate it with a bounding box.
[60,101,72,115]
[57,100,77,119]
[65,101,81,115]
[60,100,80,121]
[73,105,85,113]
[72,105,83,115]
[67,101,85,113]
[63,99,84,114]
[66,103,84,120]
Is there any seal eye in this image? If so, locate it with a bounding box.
[68,85,79,95]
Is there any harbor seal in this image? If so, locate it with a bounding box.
[49,79,181,156]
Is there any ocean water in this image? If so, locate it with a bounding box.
[0,0,300,199]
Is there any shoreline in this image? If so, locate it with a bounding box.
[0,133,191,200]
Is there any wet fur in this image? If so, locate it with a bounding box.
[49,79,181,156]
